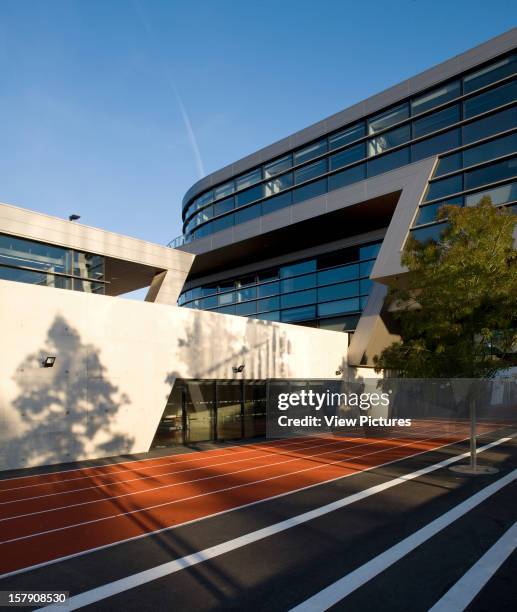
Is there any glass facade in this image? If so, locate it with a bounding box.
[0,234,106,294]
[178,240,382,332]
[179,52,516,242]
[151,379,267,446]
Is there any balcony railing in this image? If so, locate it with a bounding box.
[167,234,193,249]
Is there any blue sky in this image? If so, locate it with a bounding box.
[0,0,515,245]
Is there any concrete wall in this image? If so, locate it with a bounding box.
[0,280,348,471]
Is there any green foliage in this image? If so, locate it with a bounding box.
[374,197,517,377]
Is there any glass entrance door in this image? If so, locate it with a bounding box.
[217,381,243,440]
[184,381,216,443]
[151,382,185,447]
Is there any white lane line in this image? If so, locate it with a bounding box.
[0,433,499,582]
[0,429,452,542]
[0,436,371,507]
[36,437,515,611]
[0,435,329,492]
[428,521,517,612]
[0,423,458,500]
[0,430,438,522]
[289,474,517,612]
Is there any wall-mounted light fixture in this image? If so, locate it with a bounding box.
[335,367,343,376]
[232,364,245,374]
[42,356,56,368]
[68,214,81,222]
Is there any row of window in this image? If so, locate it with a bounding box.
[179,242,381,330]
[181,53,516,233]
[414,180,517,226]
[0,233,106,294]
[410,201,517,244]
[185,100,517,240]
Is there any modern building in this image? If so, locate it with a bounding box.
[0,29,516,471]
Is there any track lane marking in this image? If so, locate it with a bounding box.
[0,435,333,492]
[0,433,436,522]
[0,436,376,506]
[0,430,454,543]
[290,467,517,612]
[0,432,490,580]
[428,521,517,612]
[36,436,515,611]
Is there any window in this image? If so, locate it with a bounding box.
[236,286,257,302]
[329,143,365,170]
[424,174,463,201]
[368,103,409,134]
[318,281,359,302]
[360,279,373,294]
[318,264,359,285]
[257,297,280,312]
[218,305,236,315]
[368,124,410,156]
[281,305,316,322]
[464,80,517,119]
[320,314,360,331]
[463,54,517,94]
[262,191,292,214]
[0,234,69,273]
[328,164,366,190]
[259,311,280,321]
[411,129,461,162]
[235,301,257,315]
[360,242,382,259]
[463,132,517,168]
[264,155,292,178]
[410,222,447,244]
[214,182,234,199]
[258,281,279,297]
[280,260,316,278]
[292,178,327,204]
[411,81,461,115]
[329,123,365,149]
[318,248,358,268]
[198,206,213,223]
[294,159,327,184]
[236,184,263,207]
[214,197,234,216]
[415,197,462,225]
[294,140,327,165]
[236,169,262,191]
[359,260,375,277]
[212,214,234,233]
[367,147,410,177]
[281,274,316,293]
[462,107,517,145]
[318,298,360,317]
[0,266,69,289]
[218,291,235,306]
[464,157,517,190]
[465,181,517,207]
[412,105,460,138]
[194,191,213,210]
[265,173,293,196]
[435,152,463,177]
[200,296,217,309]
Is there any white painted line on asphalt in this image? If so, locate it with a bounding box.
[428,521,517,612]
[289,472,517,612]
[0,429,452,542]
[0,429,471,580]
[36,436,514,611]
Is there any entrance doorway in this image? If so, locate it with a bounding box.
[151,379,267,448]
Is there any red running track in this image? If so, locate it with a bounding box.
[0,422,492,577]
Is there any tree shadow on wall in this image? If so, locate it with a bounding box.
[1,315,134,470]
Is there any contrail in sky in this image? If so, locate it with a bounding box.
[132,0,205,178]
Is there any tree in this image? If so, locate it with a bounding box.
[374,197,517,378]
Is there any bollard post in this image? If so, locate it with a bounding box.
[470,397,477,471]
